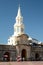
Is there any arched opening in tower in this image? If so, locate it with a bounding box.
[21,49,26,61]
[3,52,10,61]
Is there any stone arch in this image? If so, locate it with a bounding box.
[21,49,27,61]
[35,53,40,61]
[3,52,10,61]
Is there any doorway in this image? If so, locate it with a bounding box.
[21,49,26,61]
[3,52,10,61]
[35,53,39,61]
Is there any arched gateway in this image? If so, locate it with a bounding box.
[3,52,10,61]
[21,49,26,61]
[35,53,40,61]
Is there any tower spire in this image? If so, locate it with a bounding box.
[17,5,21,17]
[14,5,24,36]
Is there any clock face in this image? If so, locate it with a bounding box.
[18,34,29,45]
[20,37,27,44]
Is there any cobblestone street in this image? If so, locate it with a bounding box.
[0,61,43,65]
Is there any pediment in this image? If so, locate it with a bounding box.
[17,34,29,39]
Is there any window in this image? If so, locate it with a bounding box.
[17,27,19,32]
[21,28,23,32]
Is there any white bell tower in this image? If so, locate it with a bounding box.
[14,6,24,36]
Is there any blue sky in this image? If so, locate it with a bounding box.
[0,0,43,44]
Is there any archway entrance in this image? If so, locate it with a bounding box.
[35,53,40,61]
[21,49,26,61]
[3,52,10,61]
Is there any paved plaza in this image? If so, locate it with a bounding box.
[0,61,43,65]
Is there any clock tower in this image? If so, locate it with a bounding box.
[14,5,24,36]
